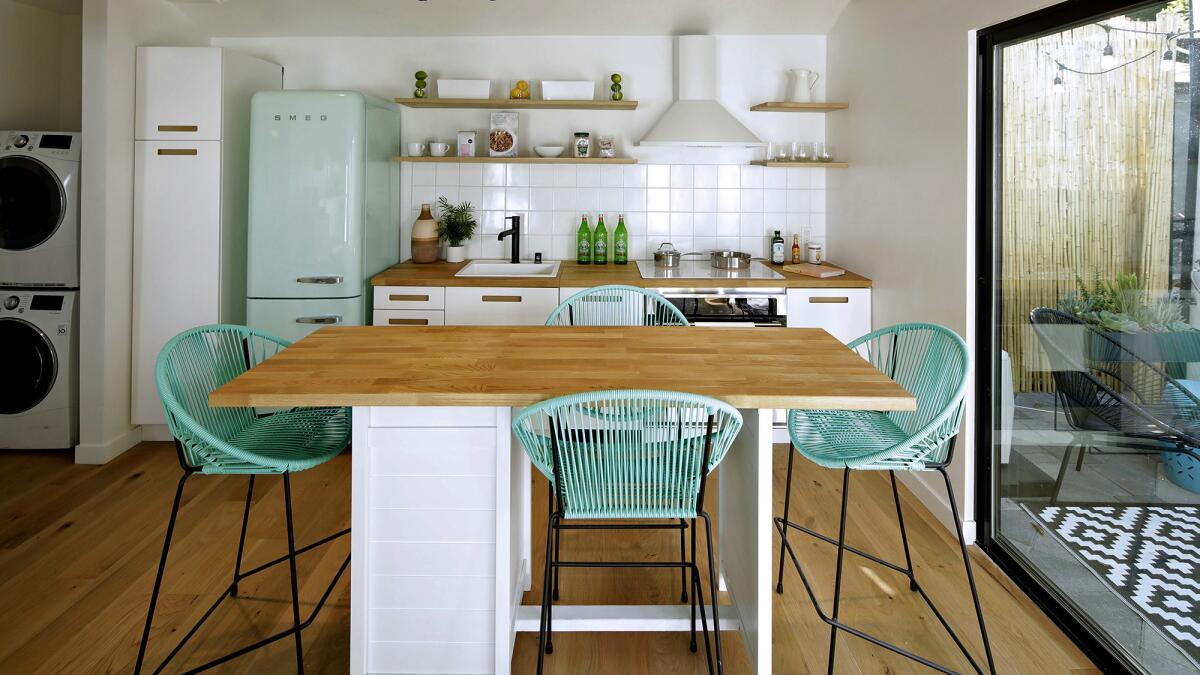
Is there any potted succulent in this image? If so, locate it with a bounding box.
[1057,272,1200,364]
[435,196,477,263]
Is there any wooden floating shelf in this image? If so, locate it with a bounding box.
[394,156,639,165]
[394,97,638,110]
[750,102,849,112]
[752,160,848,169]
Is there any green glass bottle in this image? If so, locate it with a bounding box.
[613,214,629,265]
[593,215,608,265]
[576,214,592,264]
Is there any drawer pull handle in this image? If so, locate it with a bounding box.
[157,148,197,156]
[158,124,198,132]
[297,276,344,284]
[389,294,430,302]
[482,295,523,303]
[295,315,341,325]
[388,318,429,326]
[809,296,849,304]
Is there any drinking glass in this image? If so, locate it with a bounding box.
[814,142,835,162]
[791,141,813,162]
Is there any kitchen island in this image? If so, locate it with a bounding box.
[209,325,914,674]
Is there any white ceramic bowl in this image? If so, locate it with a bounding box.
[534,145,565,158]
[541,80,595,101]
[436,79,491,99]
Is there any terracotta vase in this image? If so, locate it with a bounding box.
[411,203,440,263]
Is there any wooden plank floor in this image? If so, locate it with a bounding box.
[0,442,1095,674]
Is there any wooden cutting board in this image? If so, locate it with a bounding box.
[782,262,846,278]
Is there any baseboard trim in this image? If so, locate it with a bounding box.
[74,426,142,465]
[896,471,976,544]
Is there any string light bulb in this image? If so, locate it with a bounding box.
[1053,62,1065,89]
[1101,26,1116,69]
[1161,47,1175,71]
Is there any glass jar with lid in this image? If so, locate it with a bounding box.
[573,132,591,158]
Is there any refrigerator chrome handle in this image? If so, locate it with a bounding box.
[296,276,344,284]
[295,315,342,325]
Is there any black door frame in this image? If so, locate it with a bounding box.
[974,2,1174,673]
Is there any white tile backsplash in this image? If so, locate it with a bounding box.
[399,162,829,260]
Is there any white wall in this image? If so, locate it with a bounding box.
[0,0,81,130]
[825,0,1056,540]
[213,35,834,260]
[76,0,207,463]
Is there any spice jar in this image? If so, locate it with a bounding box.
[597,135,616,158]
[573,132,591,158]
[806,242,823,264]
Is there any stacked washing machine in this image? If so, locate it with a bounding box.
[0,131,80,449]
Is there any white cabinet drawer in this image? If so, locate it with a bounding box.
[135,47,223,141]
[786,288,871,344]
[373,286,445,310]
[445,287,560,326]
[373,309,445,327]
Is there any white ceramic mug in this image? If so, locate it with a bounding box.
[429,142,450,157]
[407,142,427,157]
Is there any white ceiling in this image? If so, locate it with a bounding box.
[169,0,851,38]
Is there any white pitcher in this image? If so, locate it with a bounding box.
[786,68,820,103]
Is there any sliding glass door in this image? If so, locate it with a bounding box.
[979,1,1200,673]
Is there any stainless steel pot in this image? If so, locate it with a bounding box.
[654,242,682,267]
[709,250,753,269]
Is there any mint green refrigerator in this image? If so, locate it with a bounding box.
[246,90,399,343]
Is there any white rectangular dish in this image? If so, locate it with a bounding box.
[436,79,491,99]
[540,80,595,101]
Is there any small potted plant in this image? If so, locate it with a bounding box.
[435,196,477,263]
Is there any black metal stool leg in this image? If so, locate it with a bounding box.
[889,470,918,592]
[690,517,698,653]
[550,483,562,601]
[692,563,715,675]
[134,471,192,675]
[937,466,997,675]
[282,473,305,674]
[231,475,255,597]
[537,512,556,675]
[679,518,689,603]
[827,468,851,675]
[777,443,796,594]
[700,512,724,674]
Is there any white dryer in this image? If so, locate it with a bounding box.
[0,289,77,449]
[0,131,81,287]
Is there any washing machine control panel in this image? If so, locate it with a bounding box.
[1,132,81,161]
[2,296,19,311]
[0,292,67,316]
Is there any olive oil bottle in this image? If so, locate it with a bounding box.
[576,214,592,264]
[593,215,609,265]
[613,214,629,265]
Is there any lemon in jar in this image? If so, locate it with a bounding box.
[415,70,428,81]
[611,73,622,84]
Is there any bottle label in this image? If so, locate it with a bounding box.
[772,242,785,263]
[615,240,626,255]
[595,239,607,255]
[578,240,590,255]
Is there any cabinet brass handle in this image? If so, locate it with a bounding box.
[157,148,197,156]
[482,295,523,303]
[389,294,430,302]
[388,318,429,326]
[809,296,849,304]
[158,125,198,132]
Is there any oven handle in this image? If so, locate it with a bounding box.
[691,320,787,328]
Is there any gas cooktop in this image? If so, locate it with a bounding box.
[635,260,785,280]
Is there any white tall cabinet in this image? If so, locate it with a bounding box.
[131,47,282,426]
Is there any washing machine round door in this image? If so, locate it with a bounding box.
[0,155,66,252]
[0,318,57,414]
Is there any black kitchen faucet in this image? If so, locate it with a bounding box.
[498,215,520,264]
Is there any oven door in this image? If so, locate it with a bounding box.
[663,291,787,328]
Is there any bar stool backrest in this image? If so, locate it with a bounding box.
[546,285,689,326]
[512,390,742,519]
[848,323,969,467]
[155,324,289,470]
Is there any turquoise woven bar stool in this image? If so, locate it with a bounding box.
[545,284,689,326]
[513,390,743,675]
[774,323,995,675]
[544,285,690,603]
[134,324,351,675]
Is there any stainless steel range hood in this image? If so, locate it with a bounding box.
[639,35,763,148]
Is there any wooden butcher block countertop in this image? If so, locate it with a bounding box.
[209,325,913,410]
[371,260,873,289]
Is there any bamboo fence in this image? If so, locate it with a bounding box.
[1000,11,1182,391]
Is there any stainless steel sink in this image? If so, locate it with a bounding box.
[454,260,562,278]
